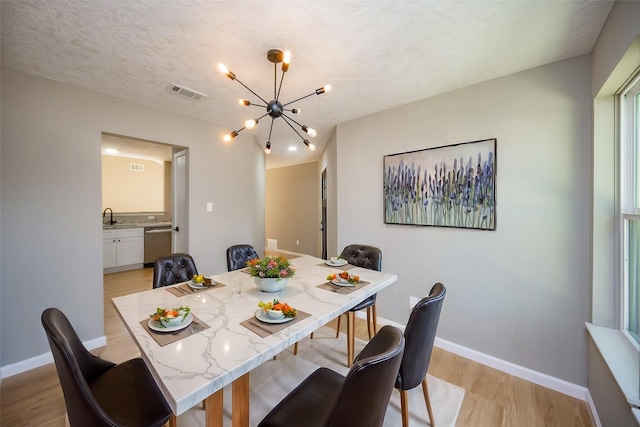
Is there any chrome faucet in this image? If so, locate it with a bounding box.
[103,208,116,225]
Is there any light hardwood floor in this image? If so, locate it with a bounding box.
[1,268,593,427]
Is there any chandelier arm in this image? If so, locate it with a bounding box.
[282,91,316,107]
[280,116,306,141]
[255,112,270,121]
[276,67,286,102]
[273,62,277,100]
[233,76,269,105]
[281,113,304,128]
[268,117,275,142]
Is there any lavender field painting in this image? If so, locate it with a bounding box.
[383,138,496,230]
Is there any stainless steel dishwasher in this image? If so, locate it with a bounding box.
[144,226,172,266]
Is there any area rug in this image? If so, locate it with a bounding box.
[178,327,464,427]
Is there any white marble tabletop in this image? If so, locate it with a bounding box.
[112,254,397,424]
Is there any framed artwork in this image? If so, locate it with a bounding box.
[383,138,496,230]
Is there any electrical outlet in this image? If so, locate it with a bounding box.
[148,215,155,220]
[206,202,213,212]
[296,240,300,245]
[409,296,420,309]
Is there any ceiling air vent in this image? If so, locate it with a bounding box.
[168,82,207,100]
[130,163,144,172]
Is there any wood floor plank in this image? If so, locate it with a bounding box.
[1,268,593,427]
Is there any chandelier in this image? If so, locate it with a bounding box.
[218,49,331,154]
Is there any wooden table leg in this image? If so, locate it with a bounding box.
[205,388,223,427]
[232,373,250,427]
[169,413,177,427]
[347,311,355,367]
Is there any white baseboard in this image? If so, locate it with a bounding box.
[361,312,589,401]
[1,336,106,379]
[585,389,603,427]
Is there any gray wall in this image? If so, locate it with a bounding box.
[319,127,338,258]
[335,55,592,386]
[0,69,265,367]
[590,1,640,425]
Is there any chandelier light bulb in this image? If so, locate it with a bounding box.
[245,119,258,129]
[302,125,317,138]
[265,141,271,154]
[282,50,291,72]
[239,99,250,106]
[223,130,239,142]
[218,63,235,80]
[292,108,300,114]
[303,139,316,151]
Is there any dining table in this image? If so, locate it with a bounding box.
[111,252,398,427]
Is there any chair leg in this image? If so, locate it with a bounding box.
[169,413,178,427]
[293,342,298,355]
[366,307,373,340]
[336,314,341,338]
[372,301,378,335]
[422,377,435,426]
[399,389,409,427]
[346,311,355,367]
[310,332,314,339]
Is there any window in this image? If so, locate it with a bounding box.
[620,72,640,346]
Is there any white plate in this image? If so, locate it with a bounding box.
[148,312,193,332]
[330,279,356,287]
[254,309,296,324]
[188,281,209,290]
[325,259,348,267]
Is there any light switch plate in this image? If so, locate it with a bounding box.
[206,202,213,212]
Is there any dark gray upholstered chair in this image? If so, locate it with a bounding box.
[152,253,198,289]
[258,325,405,427]
[226,244,260,271]
[395,282,446,427]
[41,308,172,427]
[333,244,382,366]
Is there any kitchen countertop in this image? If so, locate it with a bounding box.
[102,222,172,230]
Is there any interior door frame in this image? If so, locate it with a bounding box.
[321,167,328,260]
[172,149,189,253]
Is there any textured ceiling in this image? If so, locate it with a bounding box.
[1,0,613,168]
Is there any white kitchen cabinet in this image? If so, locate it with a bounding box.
[103,228,144,268]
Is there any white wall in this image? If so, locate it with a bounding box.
[336,55,592,386]
[0,69,265,367]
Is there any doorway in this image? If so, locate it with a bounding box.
[101,133,189,267]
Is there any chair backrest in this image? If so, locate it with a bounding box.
[325,325,405,427]
[339,244,382,271]
[226,244,260,271]
[41,308,118,426]
[153,253,198,288]
[395,282,446,391]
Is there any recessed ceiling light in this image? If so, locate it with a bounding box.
[288,146,297,151]
[105,148,118,154]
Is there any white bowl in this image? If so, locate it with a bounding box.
[160,311,186,327]
[254,277,289,293]
[330,257,341,263]
[266,309,284,319]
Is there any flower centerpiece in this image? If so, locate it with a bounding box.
[246,256,295,292]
